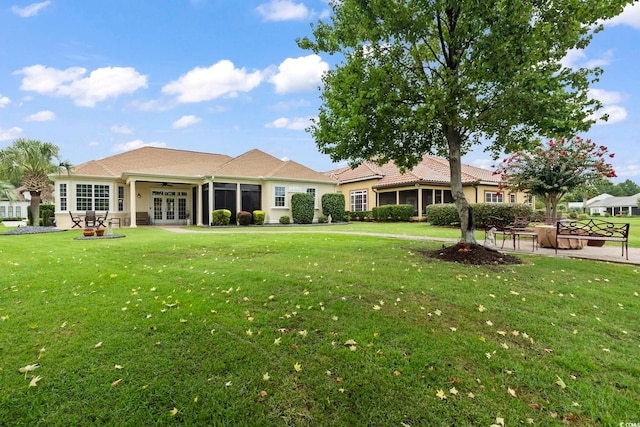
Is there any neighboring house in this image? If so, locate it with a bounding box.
[49,147,337,228]
[566,193,612,215]
[0,187,29,220]
[587,192,640,216]
[326,156,532,219]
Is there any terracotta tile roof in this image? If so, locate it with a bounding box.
[326,156,500,188]
[63,147,333,183]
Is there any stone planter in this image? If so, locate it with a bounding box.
[83,228,95,237]
[95,228,105,237]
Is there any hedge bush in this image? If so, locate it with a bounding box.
[425,203,534,227]
[211,209,231,226]
[371,204,414,221]
[321,193,345,223]
[40,204,55,226]
[252,210,265,225]
[279,215,290,224]
[347,210,372,221]
[238,210,252,225]
[318,214,328,223]
[291,193,315,224]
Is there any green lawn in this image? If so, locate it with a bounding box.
[1,227,639,426]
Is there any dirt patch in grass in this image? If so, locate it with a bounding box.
[421,242,523,265]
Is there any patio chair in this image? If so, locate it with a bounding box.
[85,210,97,227]
[69,211,82,228]
[96,211,109,228]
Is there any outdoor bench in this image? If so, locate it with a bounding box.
[555,218,630,259]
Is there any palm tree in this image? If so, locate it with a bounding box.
[0,138,69,226]
[0,180,17,202]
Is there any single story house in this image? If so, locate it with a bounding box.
[325,156,532,219]
[50,147,337,228]
[587,192,640,216]
[0,187,29,220]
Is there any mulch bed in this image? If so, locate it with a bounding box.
[421,242,523,265]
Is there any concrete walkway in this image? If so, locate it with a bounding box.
[160,227,639,266]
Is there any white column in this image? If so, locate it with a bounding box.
[208,181,214,226]
[197,184,203,226]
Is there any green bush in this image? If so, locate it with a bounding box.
[252,210,265,225]
[238,210,252,225]
[347,210,372,221]
[40,204,55,226]
[291,193,315,224]
[371,204,414,221]
[321,193,345,223]
[279,215,290,224]
[211,209,231,226]
[424,203,533,227]
[424,204,459,226]
[318,214,328,223]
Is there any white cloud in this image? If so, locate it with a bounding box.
[11,1,51,17]
[588,88,628,125]
[561,49,613,70]
[172,115,201,129]
[24,110,55,122]
[270,55,329,94]
[111,124,134,135]
[0,127,23,140]
[0,95,10,107]
[256,0,309,21]
[604,2,640,29]
[15,65,148,107]
[162,60,263,103]
[113,139,166,152]
[267,116,312,130]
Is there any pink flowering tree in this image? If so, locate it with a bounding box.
[494,137,616,220]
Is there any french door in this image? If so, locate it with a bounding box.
[152,190,188,224]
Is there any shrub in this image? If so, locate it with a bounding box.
[252,210,265,225]
[372,204,414,221]
[577,213,589,220]
[211,209,231,226]
[321,193,345,223]
[424,204,459,226]
[40,204,55,226]
[279,215,290,224]
[318,214,328,223]
[347,210,371,221]
[238,210,252,225]
[291,193,315,224]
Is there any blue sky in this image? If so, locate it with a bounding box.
[1,1,639,182]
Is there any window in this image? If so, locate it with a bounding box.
[59,183,67,211]
[16,207,21,218]
[485,192,503,203]
[274,186,286,207]
[350,190,368,211]
[76,184,110,211]
[306,188,316,207]
[117,186,125,212]
[8,206,13,217]
[509,194,516,203]
[0,206,5,217]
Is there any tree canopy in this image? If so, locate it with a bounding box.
[495,136,616,219]
[298,0,632,243]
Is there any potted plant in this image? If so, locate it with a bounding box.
[83,228,95,237]
[95,227,105,237]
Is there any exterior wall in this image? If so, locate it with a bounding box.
[261,180,336,224]
[0,200,29,219]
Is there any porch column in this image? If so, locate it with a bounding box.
[129,180,137,228]
[197,184,203,226]
[417,186,423,219]
[208,182,214,226]
[236,183,241,224]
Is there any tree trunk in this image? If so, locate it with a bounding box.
[445,126,476,244]
[29,191,41,226]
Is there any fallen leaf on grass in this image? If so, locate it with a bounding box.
[436,389,447,400]
[18,364,40,378]
[507,387,517,397]
[111,379,122,387]
[29,375,42,387]
[343,339,357,346]
[94,342,103,349]
[294,363,302,372]
[555,375,566,389]
[169,407,178,416]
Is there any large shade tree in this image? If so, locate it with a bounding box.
[0,138,68,226]
[494,136,616,220]
[298,0,631,244]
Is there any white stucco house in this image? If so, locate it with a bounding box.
[49,147,337,228]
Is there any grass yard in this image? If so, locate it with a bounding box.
[1,227,639,426]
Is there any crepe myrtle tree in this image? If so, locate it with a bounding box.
[297,0,631,244]
[494,137,616,220]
